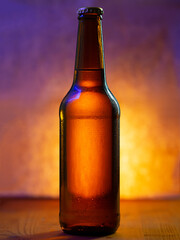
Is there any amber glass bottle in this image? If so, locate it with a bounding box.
[59,7,120,236]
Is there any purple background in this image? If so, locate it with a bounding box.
[0,0,180,198]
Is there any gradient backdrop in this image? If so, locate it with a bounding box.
[0,0,180,199]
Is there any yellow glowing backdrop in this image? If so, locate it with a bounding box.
[0,0,180,199]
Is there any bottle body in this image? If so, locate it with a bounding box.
[59,8,120,236]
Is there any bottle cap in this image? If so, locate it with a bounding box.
[77,7,104,16]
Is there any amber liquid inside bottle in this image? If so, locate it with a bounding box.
[59,8,120,236]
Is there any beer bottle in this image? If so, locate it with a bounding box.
[59,7,120,235]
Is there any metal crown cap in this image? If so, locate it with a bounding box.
[77,7,104,16]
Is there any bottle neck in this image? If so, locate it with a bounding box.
[74,15,106,87]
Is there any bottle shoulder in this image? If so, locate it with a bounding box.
[105,86,120,116]
[60,84,120,118]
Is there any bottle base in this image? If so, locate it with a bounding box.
[61,224,118,236]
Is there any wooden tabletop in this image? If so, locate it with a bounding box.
[0,198,180,240]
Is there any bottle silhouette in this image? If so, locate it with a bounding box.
[59,7,120,236]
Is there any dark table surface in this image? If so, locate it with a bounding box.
[0,198,180,240]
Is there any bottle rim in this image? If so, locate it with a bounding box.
[77,7,104,16]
